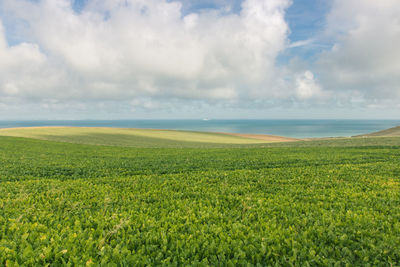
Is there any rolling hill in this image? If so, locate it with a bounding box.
[355,125,400,137]
[0,127,297,148]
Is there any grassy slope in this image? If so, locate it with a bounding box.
[2,126,400,148]
[0,127,272,148]
[356,125,400,137]
[0,136,399,265]
[266,136,400,147]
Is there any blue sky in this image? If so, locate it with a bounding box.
[285,0,330,42]
[0,0,399,119]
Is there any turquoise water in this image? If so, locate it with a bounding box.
[0,120,399,138]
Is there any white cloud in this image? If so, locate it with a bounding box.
[316,0,400,103]
[0,0,293,115]
[0,20,56,100]
[295,71,323,100]
[288,39,314,49]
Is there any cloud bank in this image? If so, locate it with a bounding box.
[0,0,399,118]
[0,0,293,112]
[316,0,400,107]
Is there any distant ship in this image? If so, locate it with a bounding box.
[202,118,210,121]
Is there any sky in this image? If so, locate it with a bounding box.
[0,0,399,120]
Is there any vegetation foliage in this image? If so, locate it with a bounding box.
[0,133,399,265]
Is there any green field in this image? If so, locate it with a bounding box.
[0,128,399,265]
[0,127,272,148]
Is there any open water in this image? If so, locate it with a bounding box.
[0,119,399,138]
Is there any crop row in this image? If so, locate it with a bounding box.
[0,137,399,265]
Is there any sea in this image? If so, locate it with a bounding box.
[0,119,399,138]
